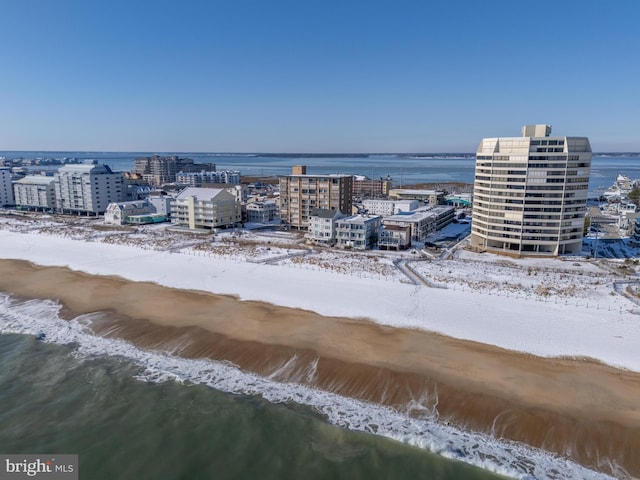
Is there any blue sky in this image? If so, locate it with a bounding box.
[1,0,638,152]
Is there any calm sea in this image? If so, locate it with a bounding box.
[2,151,639,195]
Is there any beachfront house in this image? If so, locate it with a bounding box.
[335,214,382,250]
[307,208,347,245]
[245,200,278,223]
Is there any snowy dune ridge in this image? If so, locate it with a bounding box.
[0,215,639,373]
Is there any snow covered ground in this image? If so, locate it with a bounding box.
[1,212,640,372]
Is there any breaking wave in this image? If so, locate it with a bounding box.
[0,293,621,480]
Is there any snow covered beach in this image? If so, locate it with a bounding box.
[0,216,639,372]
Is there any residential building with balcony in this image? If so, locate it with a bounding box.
[14,175,55,210]
[171,187,241,230]
[335,214,382,250]
[383,206,455,243]
[307,208,346,245]
[54,163,126,215]
[278,165,352,230]
[470,124,592,256]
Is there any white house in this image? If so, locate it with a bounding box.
[307,208,346,245]
[246,200,278,223]
[171,187,241,230]
[104,200,158,225]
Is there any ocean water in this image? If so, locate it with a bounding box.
[0,294,616,480]
[2,150,638,195]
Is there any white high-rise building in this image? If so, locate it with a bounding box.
[470,125,592,256]
[54,163,126,214]
[0,168,14,206]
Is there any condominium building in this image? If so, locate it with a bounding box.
[362,199,419,217]
[307,208,346,245]
[176,170,241,187]
[352,175,393,198]
[335,215,382,250]
[133,155,215,185]
[278,165,353,230]
[245,200,278,223]
[383,206,455,243]
[0,167,15,206]
[171,187,241,230]
[470,124,592,256]
[388,189,445,205]
[14,175,56,210]
[54,163,126,214]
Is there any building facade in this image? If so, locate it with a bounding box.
[0,168,14,206]
[245,200,278,223]
[278,165,353,230]
[383,206,455,243]
[13,175,56,210]
[171,187,241,230]
[470,125,592,256]
[352,175,393,198]
[335,215,382,250]
[54,163,126,214]
[307,208,346,245]
[362,199,419,217]
[133,155,216,185]
[176,170,241,187]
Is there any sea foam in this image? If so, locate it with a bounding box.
[0,293,622,480]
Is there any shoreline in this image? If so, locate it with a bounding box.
[1,259,639,478]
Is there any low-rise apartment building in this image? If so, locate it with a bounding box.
[388,189,445,205]
[362,199,419,217]
[13,175,56,210]
[171,187,241,230]
[307,208,346,245]
[383,206,455,243]
[335,214,382,250]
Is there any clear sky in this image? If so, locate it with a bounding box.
[1,0,638,153]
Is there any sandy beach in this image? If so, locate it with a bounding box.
[1,258,638,478]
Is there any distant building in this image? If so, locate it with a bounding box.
[362,199,419,217]
[352,175,393,198]
[133,155,215,185]
[470,124,592,256]
[383,206,455,243]
[388,189,445,205]
[335,215,382,250]
[278,165,353,230]
[54,163,126,215]
[13,175,56,210]
[171,187,241,230]
[176,170,241,187]
[0,167,14,206]
[307,208,346,245]
[245,200,278,223]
